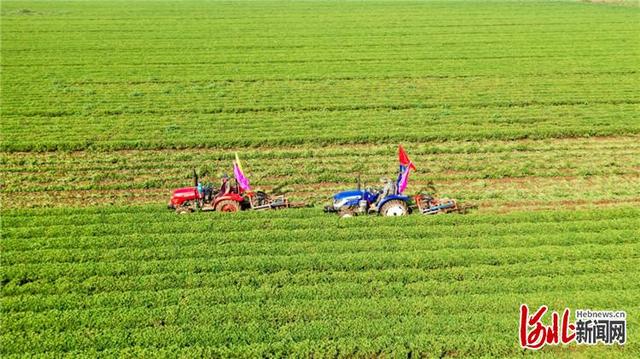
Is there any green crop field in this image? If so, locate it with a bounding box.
[1,0,639,357]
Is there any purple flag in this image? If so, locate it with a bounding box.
[398,163,412,194]
[233,153,251,191]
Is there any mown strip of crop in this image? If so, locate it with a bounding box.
[3,137,639,190]
[1,136,638,209]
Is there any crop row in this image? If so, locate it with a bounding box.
[4,45,636,73]
[3,19,636,67]
[5,52,638,86]
[2,207,637,268]
[4,206,639,241]
[3,219,637,262]
[4,18,636,43]
[4,257,635,312]
[2,183,637,213]
[2,292,638,356]
[3,91,638,123]
[2,137,637,168]
[1,333,629,359]
[3,216,639,260]
[2,168,638,200]
[3,135,637,166]
[0,312,535,355]
[4,241,639,299]
[4,72,637,113]
[4,37,636,64]
[3,256,639,310]
[3,277,639,338]
[4,225,638,270]
[3,204,638,231]
[3,247,638,298]
[9,288,636,335]
[0,307,636,351]
[1,139,638,195]
[3,104,639,152]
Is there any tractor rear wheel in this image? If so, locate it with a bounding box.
[380,200,408,217]
[216,200,240,213]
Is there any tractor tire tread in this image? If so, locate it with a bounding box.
[215,199,240,212]
[380,199,408,217]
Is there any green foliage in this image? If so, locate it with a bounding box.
[1,1,639,152]
[1,206,639,356]
[1,0,639,356]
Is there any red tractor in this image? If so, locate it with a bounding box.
[168,171,301,214]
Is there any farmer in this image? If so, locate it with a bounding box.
[197,181,203,197]
[220,174,232,195]
[374,177,396,210]
[201,175,215,201]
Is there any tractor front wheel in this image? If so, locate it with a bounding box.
[380,200,408,217]
[216,200,240,213]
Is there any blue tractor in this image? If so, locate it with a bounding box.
[324,175,411,217]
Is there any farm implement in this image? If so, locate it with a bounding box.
[324,181,470,218]
[168,184,301,214]
[168,155,304,214]
[323,178,411,217]
[414,194,475,215]
[325,146,473,218]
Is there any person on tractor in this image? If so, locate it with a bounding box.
[220,174,232,195]
[201,175,215,202]
[374,177,397,210]
[197,181,203,197]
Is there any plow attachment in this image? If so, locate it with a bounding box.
[414,194,475,215]
[247,191,306,211]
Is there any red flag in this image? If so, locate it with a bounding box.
[398,145,417,171]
